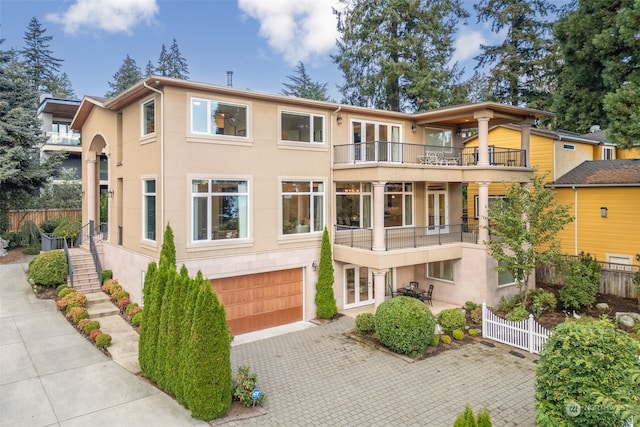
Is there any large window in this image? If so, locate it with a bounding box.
[336,182,371,228]
[281,180,324,235]
[142,99,155,136]
[191,97,248,137]
[474,195,507,219]
[281,111,324,143]
[424,128,452,150]
[351,120,401,162]
[384,182,413,227]
[192,179,249,242]
[143,180,156,241]
[428,260,454,281]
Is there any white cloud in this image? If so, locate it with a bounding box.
[451,29,487,65]
[46,0,159,34]
[238,0,339,65]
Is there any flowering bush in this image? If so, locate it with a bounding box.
[232,366,266,407]
[66,306,88,324]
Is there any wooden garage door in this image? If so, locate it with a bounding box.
[210,268,303,335]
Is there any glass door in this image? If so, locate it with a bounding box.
[427,190,448,234]
[344,265,374,308]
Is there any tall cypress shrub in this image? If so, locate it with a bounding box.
[155,255,178,390]
[138,261,158,375]
[183,276,232,420]
[163,265,188,395]
[315,227,337,319]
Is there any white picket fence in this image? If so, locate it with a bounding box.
[481,303,551,354]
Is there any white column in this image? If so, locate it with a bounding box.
[86,156,97,225]
[372,269,387,309]
[372,181,386,251]
[474,110,493,167]
[478,181,489,243]
[520,118,533,167]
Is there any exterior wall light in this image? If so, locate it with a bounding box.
[411,122,417,133]
[600,207,607,218]
[336,114,343,125]
[312,260,318,271]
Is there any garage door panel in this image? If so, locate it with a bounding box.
[210,268,303,335]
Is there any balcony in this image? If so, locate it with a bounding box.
[334,142,526,167]
[334,223,480,251]
[45,130,81,146]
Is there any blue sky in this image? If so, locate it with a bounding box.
[1,0,566,101]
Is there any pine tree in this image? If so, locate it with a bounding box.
[333,0,469,112]
[144,60,155,76]
[138,261,158,375]
[0,43,63,225]
[48,72,76,98]
[183,275,231,419]
[156,44,169,77]
[20,17,63,93]
[105,55,142,97]
[315,227,337,319]
[167,39,189,79]
[281,62,329,101]
[474,0,557,108]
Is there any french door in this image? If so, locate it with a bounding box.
[427,189,449,234]
[344,265,374,308]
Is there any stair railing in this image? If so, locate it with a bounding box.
[87,220,103,286]
[63,237,74,288]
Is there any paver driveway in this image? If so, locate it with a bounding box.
[229,317,537,426]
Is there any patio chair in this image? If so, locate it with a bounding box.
[420,284,434,306]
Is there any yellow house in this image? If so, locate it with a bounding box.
[465,125,640,268]
[72,76,550,334]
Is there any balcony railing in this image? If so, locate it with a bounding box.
[333,142,526,167]
[45,131,81,146]
[334,223,480,251]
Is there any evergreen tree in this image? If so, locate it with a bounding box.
[281,61,329,101]
[20,17,63,93]
[48,72,76,98]
[167,39,189,79]
[183,275,231,420]
[105,55,142,97]
[159,224,176,269]
[138,261,158,375]
[552,0,638,140]
[155,254,178,390]
[163,265,189,395]
[0,43,63,225]
[333,0,469,112]
[156,44,169,77]
[144,60,155,76]
[315,227,338,319]
[474,0,557,108]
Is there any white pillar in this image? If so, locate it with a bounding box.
[86,156,97,225]
[520,118,533,167]
[478,181,489,243]
[372,269,387,309]
[474,110,493,167]
[372,181,386,251]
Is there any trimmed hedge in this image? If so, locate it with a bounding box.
[28,250,67,287]
[437,308,466,334]
[374,296,435,356]
[355,312,376,335]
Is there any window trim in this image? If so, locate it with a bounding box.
[188,175,252,246]
[423,127,453,150]
[562,143,575,151]
[427,260,454,282]
[384,182,413,227]
[279,177,326,238]
[279,109,325,145]
[141,98,155,137]
[602,146,615,160]
[189,96,250,140]
[497,260,517,287]
[142,177,156,243]
[474,195,507,219]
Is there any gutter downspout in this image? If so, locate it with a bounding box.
[330,106,341,241]
[143,81,164,238]
[572,186,578,256]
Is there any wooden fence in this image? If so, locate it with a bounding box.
[536,261,639,300]
[5,209,82,232]
[482,303,550,354]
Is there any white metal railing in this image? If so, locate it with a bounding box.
[481,303,550,354]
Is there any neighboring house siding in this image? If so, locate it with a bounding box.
[553,140,592,180]
[554,187,640,264]
[618,146,640,159]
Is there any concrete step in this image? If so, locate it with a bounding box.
[86,300,120,318]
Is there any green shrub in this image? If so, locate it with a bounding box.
[40,218,64,234]
[66,306,88,324]
[559,253,600,310]
[28,250,67,287]
[109,284,122,295]
[95,333,112,347]
[53,217,81,243]
[58,287,74,298]
[437,308,466,334]
[125,302,139,316]
[232,366,266,408]
[101,269,113,284]
[441,334,452,345]
[23,246,40,255]
[20,220,41,247]
[115,290,129,301]
[83,320,101,335]
[470,307,482,324]
[536,318,640,427]
[132,311,143,326]
[476,409,492,427]
[505,306,529,321]
[531,290,556,317]
[374,296,436,357]
[429,334,440,347]
[494,296,515,314]
[315,227,338,319]
[452,329,464,340]
[56,283,68,294]
[464,301,480,311]
[467,328,479,337]
[1,231,20,249]
[453,405,492,426]
[76,318,91,332]
[89,329,102,342]
[355,313,376,335]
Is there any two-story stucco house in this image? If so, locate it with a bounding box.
[72,76,549,335]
